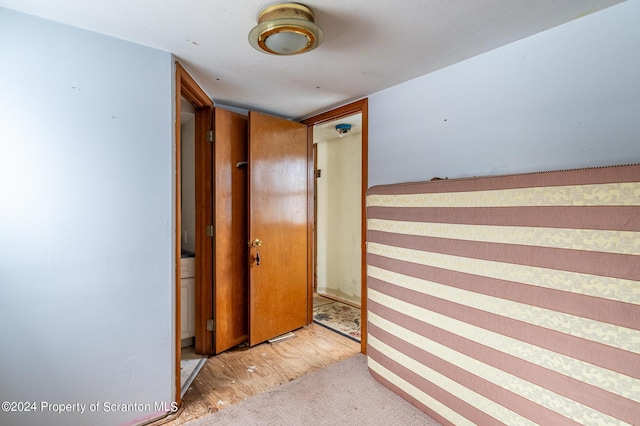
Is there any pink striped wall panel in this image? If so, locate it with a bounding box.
[366,164,640,426]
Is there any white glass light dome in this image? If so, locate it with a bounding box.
[249,3,324,55]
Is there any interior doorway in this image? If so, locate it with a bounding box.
[309,112,363,344]
[175,62,214,404]
[178,95,207,397]
[313,113,362,306]
[302,99,368,354]
[175,72,312,400]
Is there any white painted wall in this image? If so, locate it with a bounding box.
[368,1,640,187]
[316,132,362,305]
[181,117,196,253]
[0,8,174,426]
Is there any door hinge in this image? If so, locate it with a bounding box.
[206,225,215,237]
[207,129,214,143]
[315,169,322,178]
[206,319,215,332]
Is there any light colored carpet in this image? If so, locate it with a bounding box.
[188,354,440,426]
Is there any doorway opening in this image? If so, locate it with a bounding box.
[310,113,362,343]
[302,99,368,353]
[178,95,207,397]
[313,113,362,306]
[175,62,214,404]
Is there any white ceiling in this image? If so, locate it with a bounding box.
[314,113,362,143]
[1,0,622,119]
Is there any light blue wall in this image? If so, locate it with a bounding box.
[368,1,640,187]
[0,8,175,426]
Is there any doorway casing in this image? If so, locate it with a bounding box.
[302,98,369,354]
[175,62,214,404]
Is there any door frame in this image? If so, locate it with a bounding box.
[301,98,369,354]
[175,62,214,404]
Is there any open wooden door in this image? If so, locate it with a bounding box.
[247,111,309,346]
[212,108,248,353]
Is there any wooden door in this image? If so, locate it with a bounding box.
[213,108,249,353]
[247,111,309,346]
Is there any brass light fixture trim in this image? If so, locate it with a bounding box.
[249,2,324,55]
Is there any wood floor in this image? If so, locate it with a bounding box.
[150,323,361,425]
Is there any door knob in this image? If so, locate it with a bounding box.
[251,238,263,247]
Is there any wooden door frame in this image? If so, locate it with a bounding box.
[175,62,214,404]
[301,98,369,354]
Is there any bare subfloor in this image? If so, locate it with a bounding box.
[150,323,360,425]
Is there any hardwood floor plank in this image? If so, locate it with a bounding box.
[150,323,360,425]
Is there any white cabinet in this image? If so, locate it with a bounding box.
[180,257,196,340]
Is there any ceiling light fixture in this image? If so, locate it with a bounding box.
[335,123,352,137]
[249,2,324,55]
